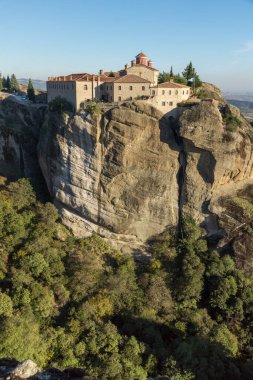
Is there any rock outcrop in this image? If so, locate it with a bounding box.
[1,93,253,257]
[37,98,253,253]
[0,98,45,181]
[38,102,180,252]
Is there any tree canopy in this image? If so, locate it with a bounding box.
[0,178,252,379]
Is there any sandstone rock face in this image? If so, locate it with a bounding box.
[39,102,180,251]
[179,100,253,240]
[38,99,253,253]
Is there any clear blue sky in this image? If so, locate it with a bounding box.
[1,0,253,91]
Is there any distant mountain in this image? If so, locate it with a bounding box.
[226,99,253,121]
[18,78,46,91]
[223,92,253,121]
[223,91,253,102]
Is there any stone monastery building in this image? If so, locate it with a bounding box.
[47,52,191,114]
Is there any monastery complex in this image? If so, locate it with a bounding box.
[47,52,191,114]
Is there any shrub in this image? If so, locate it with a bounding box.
[48,96,73,113]
[222,113,242,133]
[85,101,101,115]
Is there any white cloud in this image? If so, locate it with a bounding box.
[235,40,253,54]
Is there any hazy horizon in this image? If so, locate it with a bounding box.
[1,0,253,92]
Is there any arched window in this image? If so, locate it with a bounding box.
[118,96,122,101]
[130,86,133,90]
[84,85,88,90]
[175,90,178,95]
[162,90,165,95]
[142,86,145,91]
[169,90,171,95]
[118,86,121,90]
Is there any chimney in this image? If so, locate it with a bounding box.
[148,60,153,68]
[125,64,128,69]
[131,59,136,67]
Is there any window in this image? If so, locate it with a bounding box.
[118,96,122,101]
[110,86,112,90]
[186,90,188,94]
[169,101,173,106]
[162,101,166,106]
[106,86,109,90]
[169,90,171,95]
[84,85,88,90]
[183,91,185,95]
[162,90,165,95]
[100,85,103,90]
[118,85,121,90]
[152,90,155,96]
[130,86,133,90]
[142,86,145,91]
[130,96,133,100]
[175,90,178,95]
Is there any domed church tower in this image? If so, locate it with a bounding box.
[136,52,147,65]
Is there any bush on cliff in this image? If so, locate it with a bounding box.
[48,96,73,113]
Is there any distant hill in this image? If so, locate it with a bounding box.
[18,78,46,91]
[226,99,253,121]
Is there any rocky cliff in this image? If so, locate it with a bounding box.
[0,98,45,181]
[38,102,180,252]
[1,93,253,258]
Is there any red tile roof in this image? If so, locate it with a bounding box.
[128,63,159,72]
[157,81,190,88]
[114,74,151,83]
[99,76,116,82]
[136,52,147,58]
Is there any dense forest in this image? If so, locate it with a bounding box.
[0,178,253,380]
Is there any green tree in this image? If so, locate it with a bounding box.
[182,61,202,87]
[6,75,11,92]
[48,96,73,113]
[0,74,3,91]
[158,71,171,84]
[0,291,13,317]
[10,74,20,92]
[27,78,35,102]
[169,65,174,79]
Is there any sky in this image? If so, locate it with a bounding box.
[1,0,253,92]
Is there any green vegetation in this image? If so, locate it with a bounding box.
[222,113,242,132]
[1,74,20,93]
[158,62,201,89]
[85,100,101,115]
[0,180,253,379]
[10,74,20,93]
[48,96,73,113]
[182,61,202,88]
[27,79,36,103]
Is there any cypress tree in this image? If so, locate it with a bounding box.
[0,74,3,91]
[10,74,19,93]
[27,79,35,102]
[6,76,11,92]
[169,66,174,79]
